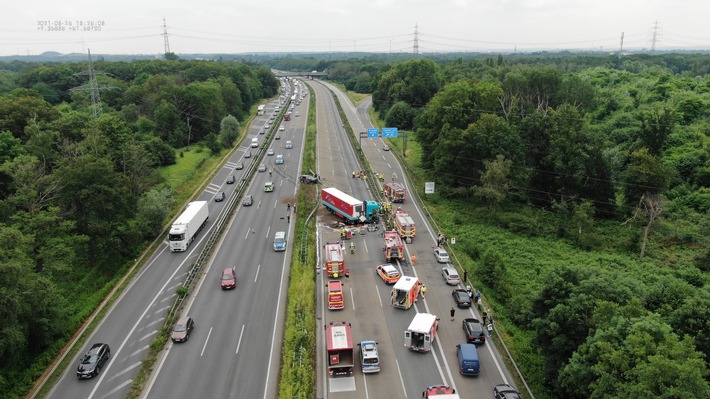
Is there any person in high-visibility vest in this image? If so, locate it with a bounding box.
[421,284,427,297]
[411,254,417,265]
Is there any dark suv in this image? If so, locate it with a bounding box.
[462,318,486,344]
[77,343,110,378]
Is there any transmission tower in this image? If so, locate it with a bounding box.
[70,49,114,118]
[162,17,171,55]
[617,32,624,69]
[413,23,419,55]
[648,20,662,51]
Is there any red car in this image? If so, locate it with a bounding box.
[423,385,457,397]
[221,267,236,290]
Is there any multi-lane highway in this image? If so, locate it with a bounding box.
[313,80,517,399]
[44,76,517,399]
[46,79,308,399]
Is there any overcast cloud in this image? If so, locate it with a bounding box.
[1,0,709,56]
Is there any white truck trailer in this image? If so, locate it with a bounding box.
[169,201,209,252]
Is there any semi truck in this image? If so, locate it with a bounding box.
[391,276,421,310]
[383,182,407,203]
[326,321,354,377]
[384,230,404,261]
[327,280,344,310]
[169,201,209,252]
[394,208,416,243]
[324,242,349,278]
[404,313,439,353]
[321,187,380,224]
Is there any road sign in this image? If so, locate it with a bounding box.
[425,182,435,194]
[382,127,398,138]
[367,128,379,138]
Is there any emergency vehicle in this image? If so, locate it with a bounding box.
[383,182,406,203]
[327,280,344,310]
[391,276,421,310]
[376,264,400,284]
[394,208,416,243]
[383,230,404,261]
[324,242,348,278]
[404,313,439,352]
[326,321,354,376]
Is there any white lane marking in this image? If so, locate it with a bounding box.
[266,225,271,239]
[349,287,355,310]
[128,346,149,359]
[139,330,158,342]
[201,327,213,357]
[144,318,164,329]
[376,285,383,307]
[255,264,261,282]
[98,379,132,399]
[235,324,245,354]
[395,358,408,398]
[107,361,141,380]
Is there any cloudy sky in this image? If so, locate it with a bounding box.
[2,0,709,56]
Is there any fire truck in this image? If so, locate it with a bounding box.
[324,242,349,278]
[326,321,354,377]
[327,280,344,310]
[383,230,404,261]
[394,208,416,243]
[383,182,406,203]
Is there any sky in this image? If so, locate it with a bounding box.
[2,0,710,56]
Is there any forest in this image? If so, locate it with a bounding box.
[308,53,709,398]
[0,58,277,397]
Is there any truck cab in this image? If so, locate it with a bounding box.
[327,280,344,310]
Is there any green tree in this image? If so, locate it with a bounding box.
[385,101,417,130]
[373,58,440,117]
[473,155,512,210]
[637,106,676,156]
[558,314,710,399]
[219,115,240,147]
[0,130,25,165]
[477,249,507,290]
[135,186,175,237]
[621,148,670,208]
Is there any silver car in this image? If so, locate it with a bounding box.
[434,247,450,263]
[442,266,461,285]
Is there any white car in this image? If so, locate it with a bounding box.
[285,141,293,149]
[267,148,274,156]
[275,154,284,164]
[434,247,450,263]
[441,266,461,285]
[279,125,285,131]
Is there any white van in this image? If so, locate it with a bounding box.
[251,137,258,148]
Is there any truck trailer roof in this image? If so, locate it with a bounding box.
[322,187,362,207]
[171,201,208,228]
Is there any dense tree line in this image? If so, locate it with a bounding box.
[0,59,276,396]
[318,53,710,397]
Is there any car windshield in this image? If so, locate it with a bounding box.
[81,355,97,364]
[222,273,233,280]
[456,291,467,300]
[173,323,186,332]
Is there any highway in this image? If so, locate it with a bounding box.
[313,80,517,399]
[143,81,309,399]
[45,79,306,399]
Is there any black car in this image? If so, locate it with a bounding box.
[462,318,486,345]
[227,175,235,184]
[452,289,472,308]
[215,191,225,202]
[242,195,253,206]
[494,384,522,399]
[77,343,110,378]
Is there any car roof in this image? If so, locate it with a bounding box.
[380,264,397,272]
